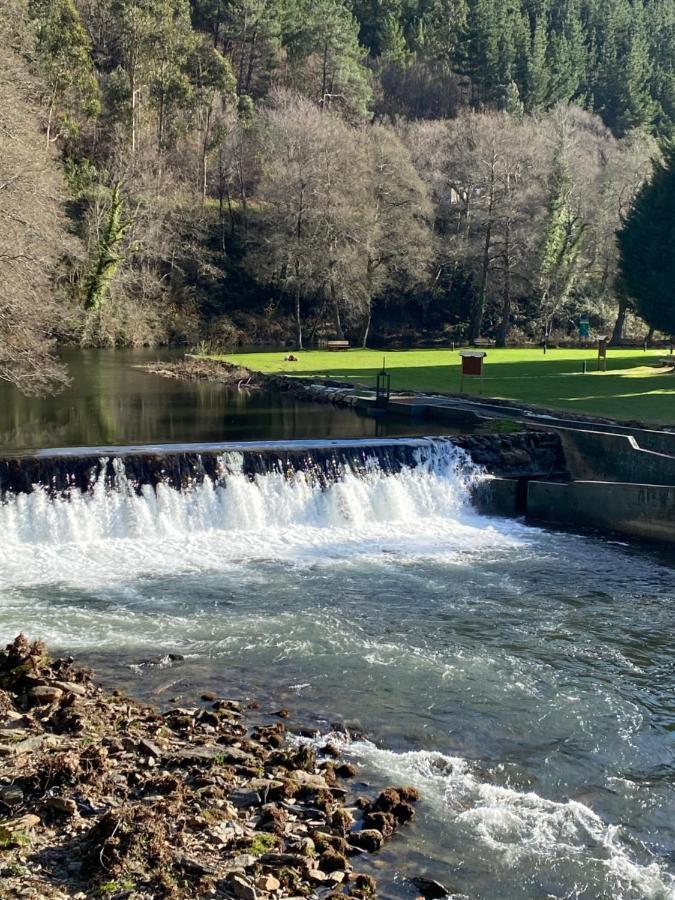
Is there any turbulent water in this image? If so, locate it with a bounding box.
[0,441,673,899]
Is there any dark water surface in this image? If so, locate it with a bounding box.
[0,349,456,452]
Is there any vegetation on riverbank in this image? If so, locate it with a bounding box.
[0,634,422,899]
[214,348,675,425]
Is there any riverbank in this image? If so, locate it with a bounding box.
[207,348,675,426]
[0,636,423,900]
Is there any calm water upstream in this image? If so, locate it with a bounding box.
[0,437,673,899]
[0,349,457,451]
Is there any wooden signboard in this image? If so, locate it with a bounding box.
[460,351,486,392]
[597,335,608,371]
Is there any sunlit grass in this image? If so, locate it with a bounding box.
[210,347,675,425]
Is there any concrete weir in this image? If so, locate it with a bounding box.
[0,433,568,498]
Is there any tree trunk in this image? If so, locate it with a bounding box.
[201,106,212,203]
[470,222,491,341]
[495,228,511,348]
[645,326,654,346]
[295,284,303,350]
[362,302,372,348]
[610,295,629,345]
[330,277,344,339]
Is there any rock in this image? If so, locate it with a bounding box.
[174,854,217,876]
[260,852,310,868]
[393,801,415,823]
[348,829,384,852]
[335,763,357,778]
[308,870,328,883]
[45,796,78,816]
[0,735,44,756]
[363,810,396,837]
[231,876,257,900]
[0,784,24,806]
[351,873,377,895]
[28,685,63,705]
[255,874,281,892]
[51,680,87,696]
[372,788,400,811]
[201,691,217,701]
[289,771,329,790]
[318,847,350,873]
[275,708,289,719]
[397,785,420,803]
[312,832,349,855]
[411,877,450,898]
[138,738,162,759]
[229,788,263,809]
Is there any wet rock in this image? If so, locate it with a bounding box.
[362,810,396,837]
[318,847,350,873]
[348,829,384,852]
[201,691,217,701]
[397,785,420,803]
[351,873,377,896]
[372,788,400,812]
[411,877,450,898]
[275,708,290,719]
[393,800,415,823]
[335,762,357,778]
[330,807,353,835]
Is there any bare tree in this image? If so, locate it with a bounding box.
[0,4,71,394]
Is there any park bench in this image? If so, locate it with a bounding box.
[472,338,495,348]
[658,357,675,369]
[326,340,350,351]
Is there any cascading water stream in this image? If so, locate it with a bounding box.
[1,438,673,899]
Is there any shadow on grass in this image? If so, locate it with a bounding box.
[288,357,675,425]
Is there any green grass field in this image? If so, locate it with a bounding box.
[213,347,675,426]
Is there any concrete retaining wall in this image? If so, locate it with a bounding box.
[527,480,675,544]
[558,429,675,486]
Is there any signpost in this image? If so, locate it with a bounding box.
[375,357,391,407]
[459,351,486,393]
[597,335,608,371]
[579,315,590,339]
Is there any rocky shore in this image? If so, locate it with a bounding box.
[0,637,424,900]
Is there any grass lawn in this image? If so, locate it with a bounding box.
[212,347,675,426]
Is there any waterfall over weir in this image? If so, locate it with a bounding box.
[0,439,485,548]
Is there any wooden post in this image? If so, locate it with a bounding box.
[597,335,608,371]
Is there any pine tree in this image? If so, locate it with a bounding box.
[28,0,100,145]
[617,142,675,333]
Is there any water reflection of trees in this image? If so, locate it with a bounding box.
[0,351,387,450]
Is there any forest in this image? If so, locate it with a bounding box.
[1,0,674,392]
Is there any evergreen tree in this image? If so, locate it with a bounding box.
[617,142,675,333]
[285,0,372,116]
[29,0,100,145]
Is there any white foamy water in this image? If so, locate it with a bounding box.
[327,738,675,900]
[0,444,527,589]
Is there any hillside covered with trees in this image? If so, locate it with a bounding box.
[1,0,673,391]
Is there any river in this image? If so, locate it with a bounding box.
[0,349,462,451]
[0,354,673,898]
